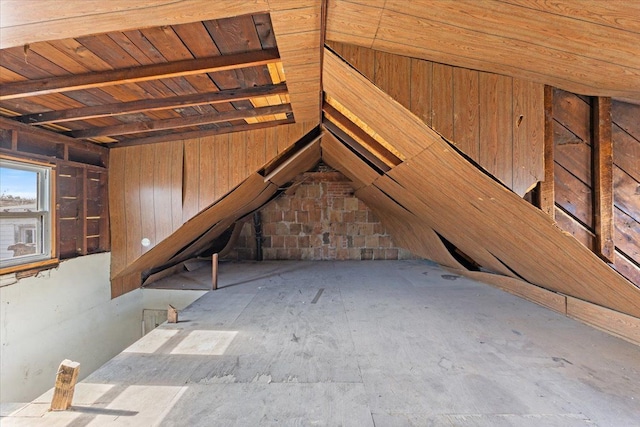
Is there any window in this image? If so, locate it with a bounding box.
[0,157,56,271]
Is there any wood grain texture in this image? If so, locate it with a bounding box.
[327,0,640,101]
[0,0,270,49]
[592,97,615,262]
[452,67,479,161]
[513,79,545,196]
[431,63,454,141]
[109,121,315,289]
[567,296,640,346]
[323,56,640,317]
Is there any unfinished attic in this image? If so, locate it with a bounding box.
[1,0,639,424]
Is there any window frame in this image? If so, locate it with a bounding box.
[0,155,58,274]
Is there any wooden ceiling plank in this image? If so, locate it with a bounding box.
[0,49,280,101]
[67,104,292,139]
[17,83,288,125]
[107,118,294,148]
[0,0,270,49]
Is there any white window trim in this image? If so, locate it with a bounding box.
[0,157,56,271]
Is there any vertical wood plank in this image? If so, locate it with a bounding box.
[199,135,216,210]
[139,144,156,253]
[214,133,230,197]
[452,67,480,161]
[79,167,88,256]
[278,122,293,153]
[593,96,615,262]
[229,131,246,190]
[265,124,279,158]
[182,138,200,222]
[410,58,432,127]
[373,50,411,109]
[153,142,173,243]
[247,127,266,172]
[170,141,183,232]
[432,63,454,140]
[479,72,513,187]
[513,79,545,196]
[98,170,110,252]
[538,85,555,217]
[108,148,126,282]
[124,146,142,265]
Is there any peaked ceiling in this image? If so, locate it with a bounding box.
[2,1,640,320]
[1,0,639,146]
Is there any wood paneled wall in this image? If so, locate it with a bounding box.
[553,90,640,287]
[109,121,315,280]
[323,48,640,319]
[326,0,640,102]
[328,42,544,196]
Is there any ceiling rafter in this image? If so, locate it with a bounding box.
[16,83,289,125]
[0,48,280,101]
[65,104,292,139]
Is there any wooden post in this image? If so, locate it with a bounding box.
[537,85,555,218]
[167,305,178,323]
[593,96,615,263]
[212,253,219,290]
[50,359,80,411]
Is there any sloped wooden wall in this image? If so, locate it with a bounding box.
[553,90,640,286]
[109,121,315,291]
[328,42,544,196]
[323,48,640,319]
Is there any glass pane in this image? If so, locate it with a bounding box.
[0,166,38,212]
[0,216,43,263]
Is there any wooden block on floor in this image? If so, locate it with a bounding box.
[168,305,178,324]
[50,359,80,411]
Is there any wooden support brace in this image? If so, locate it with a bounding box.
[168,305,178,323]
[50,359,80,411]
[593,96,615,263]
[212,253,219,290]
[537,85,555,218]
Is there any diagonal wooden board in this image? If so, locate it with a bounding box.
[323,48,640,318]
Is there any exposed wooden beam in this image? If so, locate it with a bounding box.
[593,96,615,263]
[16,83,289,125]
[323,102,400,168]
[108,118,295,148]
[537,85,555,218]
[66,104,292,139]
[0,49,280,101]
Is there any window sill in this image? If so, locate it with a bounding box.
[0,258,59,276]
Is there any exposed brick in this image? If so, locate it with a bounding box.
[225,163,418,262]
[373,248,386,260]
[296,211,309,224]
[289,223,302,235]
[344,197,359,211]
[275,222,289,235]
[298,235,310,248]
[272,235,285,248]
[285,235,298,248]
[385,248,399,260]
[354,210,367,223]
[365,235,379,248]
[336,248,349,260]
[361,248,373,260]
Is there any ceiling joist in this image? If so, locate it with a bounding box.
[66,104,292,139]
[0,48,281,101]
[16,83,289,125]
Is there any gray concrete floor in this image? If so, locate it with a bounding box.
[3,260,640,426]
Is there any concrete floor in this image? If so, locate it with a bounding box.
[3,260,640,426]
